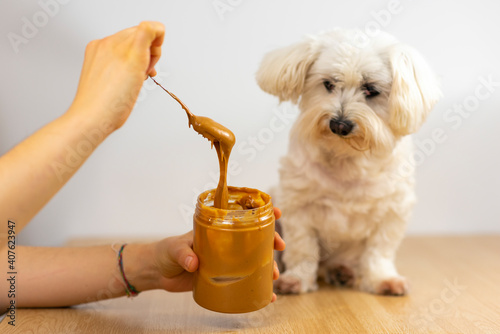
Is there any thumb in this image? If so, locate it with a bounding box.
[172,233,199,273]
[179,249,198,273]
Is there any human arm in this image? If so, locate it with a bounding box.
[0,21,165,239]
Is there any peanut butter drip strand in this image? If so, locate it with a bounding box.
[151,77,235,209]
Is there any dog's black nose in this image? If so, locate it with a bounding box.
[330,118,354,136]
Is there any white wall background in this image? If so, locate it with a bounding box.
[1,0,499,246]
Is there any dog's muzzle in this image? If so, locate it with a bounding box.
[329,118,354,136]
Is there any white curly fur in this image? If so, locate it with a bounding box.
[257,29,440,295]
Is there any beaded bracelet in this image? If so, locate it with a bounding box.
[118,244,140,297]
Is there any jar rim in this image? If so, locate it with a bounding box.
[195,187,274,226]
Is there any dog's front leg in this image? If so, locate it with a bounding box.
[358,224,408,296]
[275,214,320,294]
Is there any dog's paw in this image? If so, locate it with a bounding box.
[274,271,319,294]
[327,265,355,287]
[274,274,302,294]
[375,276,409,296]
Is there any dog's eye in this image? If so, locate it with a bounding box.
[323,80,335,93]
[363,85,380,98]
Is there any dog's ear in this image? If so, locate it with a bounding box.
[388,44,441,136]
[256,38,320,103]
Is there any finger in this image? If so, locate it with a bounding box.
[148,68,157,77]
[147,45,162,76]
[271,293,277,303]
[150,45,162,60]
[171,237,198,273]
[273,261,280,280]
[273,207,282,220]
[183,254,198,272]
[274,232,286,251]
[134,21,165,52]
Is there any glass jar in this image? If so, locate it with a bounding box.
[193,186,275,313]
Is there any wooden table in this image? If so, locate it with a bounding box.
[2,236,500,333]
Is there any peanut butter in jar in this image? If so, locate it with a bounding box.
[193,186,275,313]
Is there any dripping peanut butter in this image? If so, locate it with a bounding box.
[151,77,235,209]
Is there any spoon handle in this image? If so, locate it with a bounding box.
[150,76,195,120]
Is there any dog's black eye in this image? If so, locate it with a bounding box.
[323,80,335,93]
[363,84,380,98]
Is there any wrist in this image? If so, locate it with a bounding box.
[65,102,117,139]
[121,243,161,292]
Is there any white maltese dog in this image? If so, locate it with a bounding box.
[256,29,440,295]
